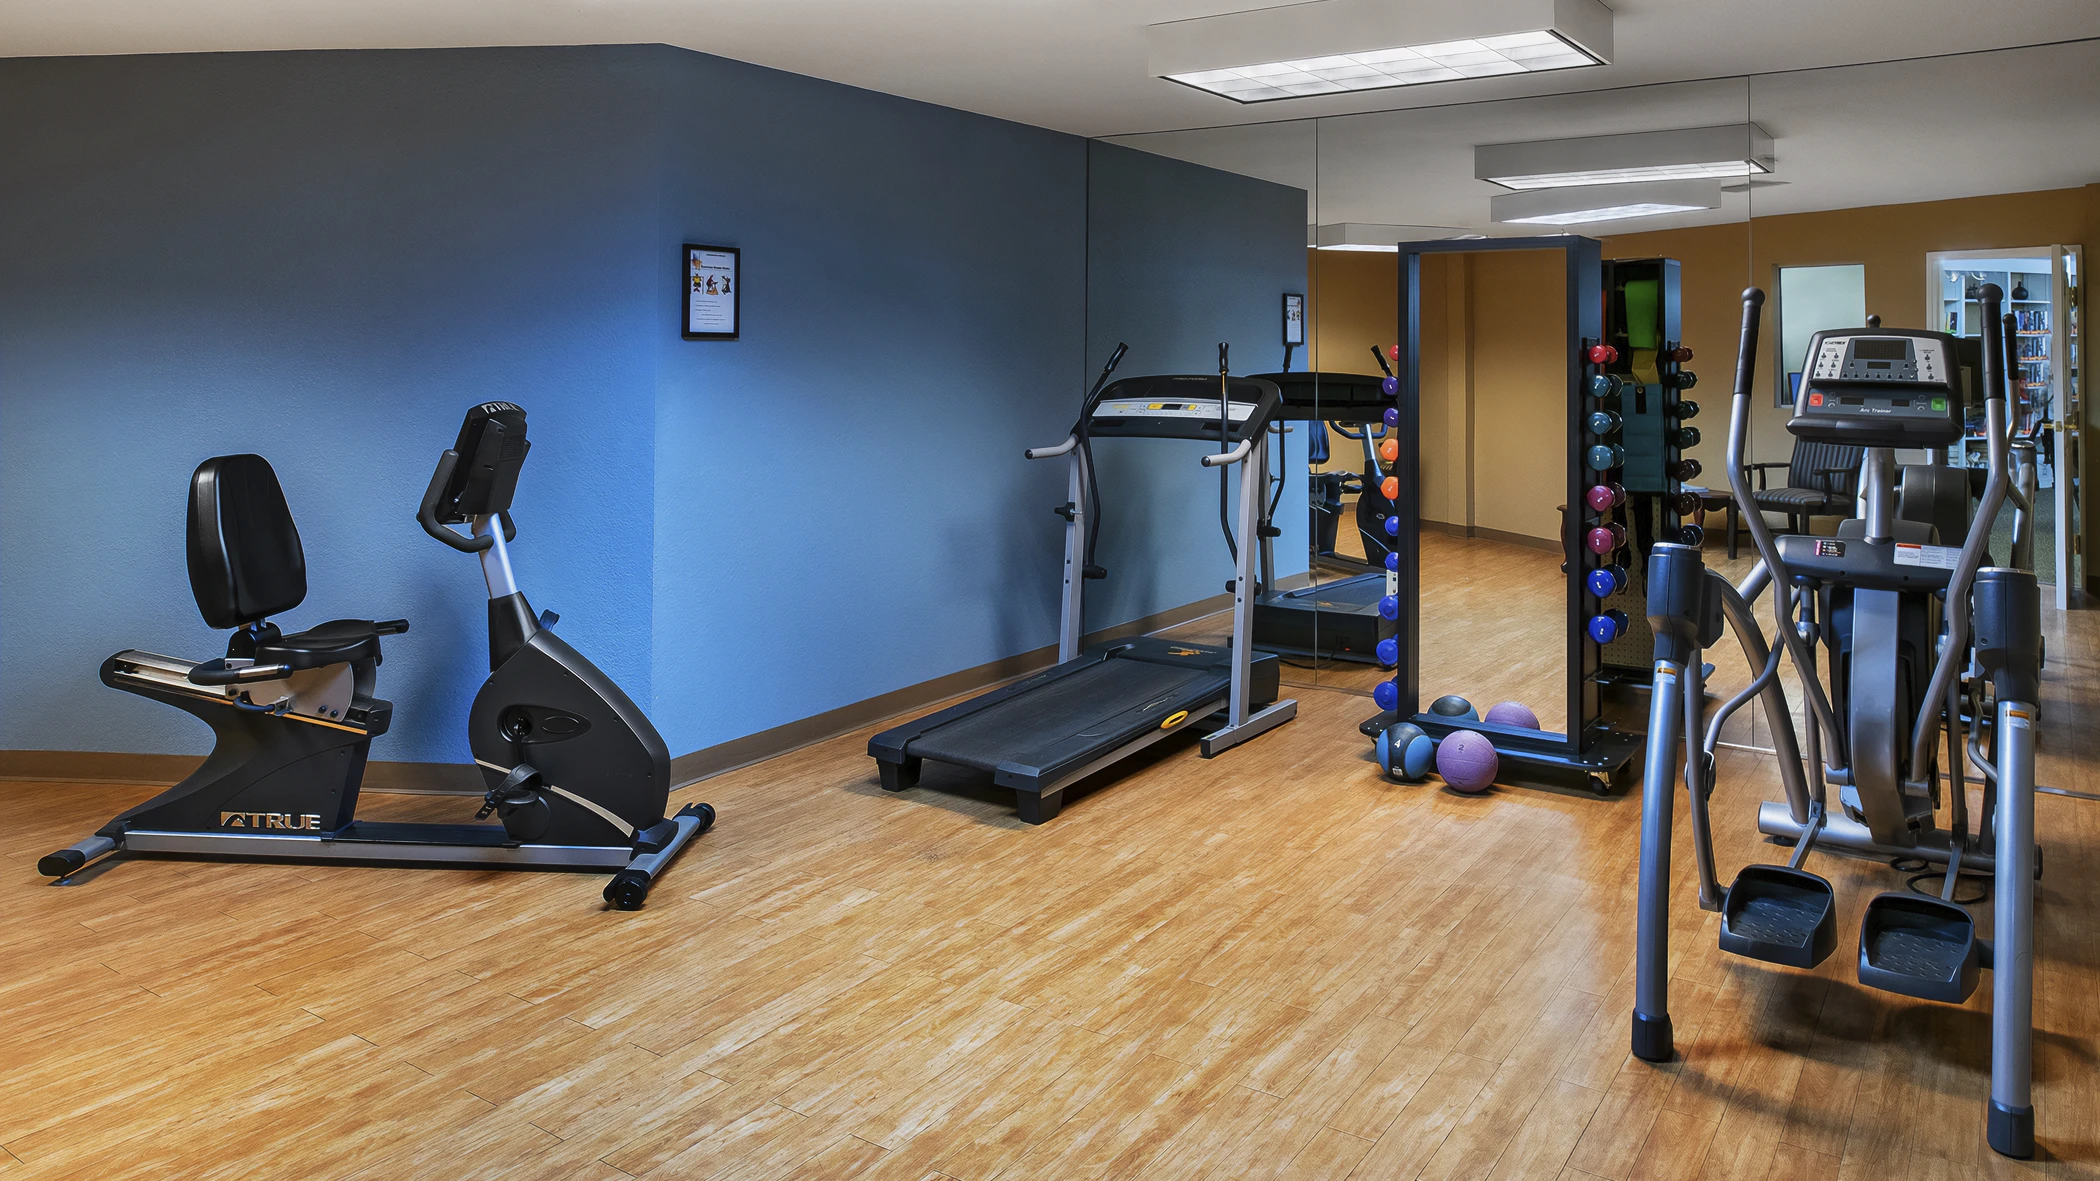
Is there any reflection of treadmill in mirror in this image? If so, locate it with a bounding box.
[1248,367,1396,662]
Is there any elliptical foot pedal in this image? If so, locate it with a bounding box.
[1719,866,1836,968]
[1857,892,1980,1003]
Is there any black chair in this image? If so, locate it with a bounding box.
[1745,440,1863,537]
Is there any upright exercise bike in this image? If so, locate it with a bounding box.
[1630,287,2044,1156]
[39,401,713,909]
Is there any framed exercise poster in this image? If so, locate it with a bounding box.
[1282,292,1306,347]
[682,244,740,340]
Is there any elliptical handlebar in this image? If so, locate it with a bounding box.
[1906,285,2015,784]
[1722,288,1851,774]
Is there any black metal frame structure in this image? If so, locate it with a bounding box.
[1358,234,1640,796]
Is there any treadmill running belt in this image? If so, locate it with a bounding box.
[907,658,1215,770]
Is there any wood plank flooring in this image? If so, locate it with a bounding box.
[3,533,2095,1179]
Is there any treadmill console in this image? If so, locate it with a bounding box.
[1086,375,1282,442]
[1789,328,1962,447]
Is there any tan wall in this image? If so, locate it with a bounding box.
[1310,185,2100,585]
[1306,247,1565,543]
[1602,186,2096,467]
[1467,250,1566,541]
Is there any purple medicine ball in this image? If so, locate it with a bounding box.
[1484,701,1540,730]
[1436,730,1499,793]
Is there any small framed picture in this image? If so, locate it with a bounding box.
[682,244,740,340]
[1282,292,1306,347]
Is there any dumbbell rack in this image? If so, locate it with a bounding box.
[1359,234,1641,797]
[1585,326,1705,717]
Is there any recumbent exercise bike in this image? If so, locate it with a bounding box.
[39,402,713,909]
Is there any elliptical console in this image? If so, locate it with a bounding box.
[1790,328,1962,446]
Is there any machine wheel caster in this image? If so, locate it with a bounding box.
[603,869,651,911]
[1589,776,1612,796]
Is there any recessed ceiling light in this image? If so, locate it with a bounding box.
[1477,125,1776,190]
[1150,0,1611,104]
[1490,181,1726,226]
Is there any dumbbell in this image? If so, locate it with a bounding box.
[1586,563,1627,599]
[1669,490,1703,516]
[1670,399,1700,420]
[1672,370,1698,390]
[1586,410,1623,437]
[1672,427,1701,448]
[1586,373,1622,398]
[1376,637,1400,667]
[1586,344,1620,365]
[1586,523,1626,555]
[1585,482,1627,513]
[1384,406,1400,428]
[1379,436,1399,463]
[1381,475,1400,500]
[1677,524,1706,546]
[1587,609,1630,644]
[1586,444,1626,472]
[1381,376,1400,396]
[1668,458,1703,481]
[1373,679,1400,712]
[1379,594,1400,621]
[1667,345,1694,363]
[1385,515,1401,538]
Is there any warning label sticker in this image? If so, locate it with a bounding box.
[1893,543,1961,570]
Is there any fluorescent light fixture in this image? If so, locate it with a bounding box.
[1491,180,1725,226]
[1310,223,1472,251]
[1477,124,1775,190]
[1150,0,1611,103]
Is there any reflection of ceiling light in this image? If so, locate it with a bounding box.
[1477,125,1775,190]
[1310,223,1472,251]
[1151,0,1611,104]
[1491,181,1725,226]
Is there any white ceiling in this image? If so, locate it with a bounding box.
[1108,39,2100,234]
[2,0,2097,139]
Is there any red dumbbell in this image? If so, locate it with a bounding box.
[1586,482,1627,513]
[1586,344,1619,365]
[1668,346,1694,363]
[1586,523,1627,555]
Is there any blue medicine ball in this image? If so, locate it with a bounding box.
[1377,722,1434,781]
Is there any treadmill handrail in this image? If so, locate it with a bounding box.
[1203,438,1256,468]
[1025,435,1077,460]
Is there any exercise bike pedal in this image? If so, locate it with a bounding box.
[1718,865,1837,968]
[1857,892,1980,1003]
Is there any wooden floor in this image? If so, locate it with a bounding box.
[4,534,2097,1180]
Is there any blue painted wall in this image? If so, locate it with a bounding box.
[0,48,665,765]
[0,46,1303,764]
[1081,141,1311,634]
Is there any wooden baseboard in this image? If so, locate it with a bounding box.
[0,587,1279,796]
[1421,518,1559,552]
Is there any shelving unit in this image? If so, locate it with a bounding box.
[1939,261,2053,472]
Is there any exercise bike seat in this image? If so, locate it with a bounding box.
[257,618,403,670]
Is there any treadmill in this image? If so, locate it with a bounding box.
[870,372,1298,823]
[1249,370,1396,662]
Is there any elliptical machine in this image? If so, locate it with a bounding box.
[39,401,713,909]
[1630,288,2044,1157]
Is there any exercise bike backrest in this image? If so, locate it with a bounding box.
[188,453,308,630]
[419,401,530,553]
